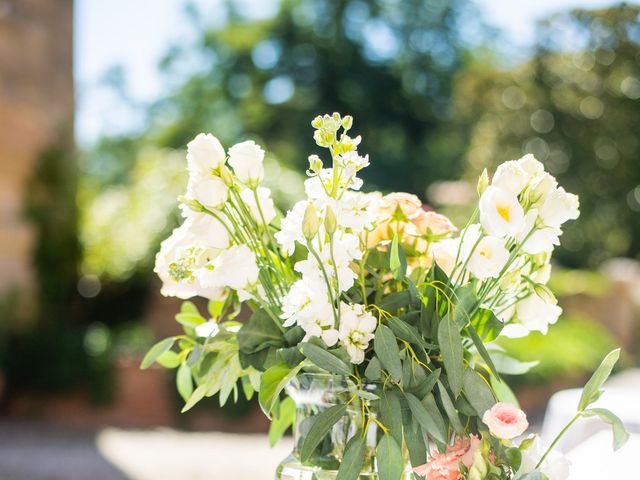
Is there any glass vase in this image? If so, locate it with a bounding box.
[275,373,412,480]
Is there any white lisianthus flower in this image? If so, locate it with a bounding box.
[466,235,510,281]
[185,212,230,250]
[203,245,259,292]
[228,140,265,187]
[338,303,377,364]
[516,293,562,334]
[539,187,580,228]
[519,436,571,480]
[430,238,459,277]
[187,133,226,176]
[516,210,561,255]
[186,175,228,209]
[154,222,226,300]
[480,186,525,238]
[275,200,308,255]
[529,172,558,203]
[531,263,552,284]
[239,187,277,224]
[517,153,545,178]
[492,160,529,195]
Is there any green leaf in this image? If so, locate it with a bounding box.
[180,301,199,314]
[387,316,427,347]
[452,285,476,329]
[365,357,382,381]
[505,447,522,471]
[176,362,193,402]
[374,324,402,382]
[404,392,446,444]
[412,368,441,399]
[156,350,180,368]
[578,348,621,411]
[490,375,520,407]
[259,363,300,416]
[379,389,403,447]
[402,406,427,468]
[437,381,463,434]
[469,308,503,342]
[583,408,630,450]
[181,384,207,412]
[390,235,407,281]
[438,314,464,397]
[462,369,496,416]
[379,291,411,312]
[336,432,366,480]
[421,393,448,447]
[140,338,175,369]
[237,309,284,354]
[300,404,347,462]
[490,352,539,375]
[175,312,206,328]
[301,343,353,376]
[268,396,296,447]
[466,324,501,380]
[377,434,404,480]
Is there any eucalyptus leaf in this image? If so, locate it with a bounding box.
[268,396,296,447]
[469,308,503,342]
[374,324,402,382]
[259,363,301,416]
[301,343,353,376]
[438,315,464,397]
[300,404,348,462]
[490,352,539,375]
[452,285,476,329]
[336,432,366,480]
[404,392,446,444]
[237,309,284,354]
[176,362,193,401]
[387,316,427,347]
[365,357,382,381]
[462,369,496,416]
[141,338,175,369]
[377,434,404,480]
[578,348,621,411]
[466,324,501,380]
[412,368,441,399]
[490,375,520,407]
[379,291,412,313]
[379,389,403,447]
[181,384,207,413]
[390,235,407,281]
[437,381,463,434]
[402,405,427,468]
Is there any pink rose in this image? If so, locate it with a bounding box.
[413,435,481,480]
[482,402,529,440]
[412,210,457,238]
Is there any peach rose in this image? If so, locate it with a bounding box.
[413,435,481,480]
[412,210,457,238]
[482,402,529,440]
[378,192,423,220]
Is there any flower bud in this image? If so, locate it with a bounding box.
[178,195,205,213]
[342,115,353,130]
[307,155,323,175]
[499,269,522,291]
[533,283,556,304]
[219,164,234,187]
[468,450,488,480]
[477,168,489,196]
[324,206,337,234]
[302,202,321,240]
[311,115,322,129]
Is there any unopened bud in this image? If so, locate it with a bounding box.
[219,164,234,187]
[302,202,321,240]
[307,155,323,175]
[178,196,205,213]
[533,283,556,303]
[342,115,353,130]
[477,168,489,196]
[311,115,323,129]
[325,206,337,234]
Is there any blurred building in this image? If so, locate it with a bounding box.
[0,0,74,298]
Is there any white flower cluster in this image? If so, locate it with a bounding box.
[155,133,276,303]
[277,114,378,363]
[435,154,579,337]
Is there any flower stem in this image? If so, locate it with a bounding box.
[535,412,580,469]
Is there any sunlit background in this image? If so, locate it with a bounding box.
[1,0,639,478]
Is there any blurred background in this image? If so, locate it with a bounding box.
[0,0,639,478]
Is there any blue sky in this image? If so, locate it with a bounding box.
[74,0,635,146]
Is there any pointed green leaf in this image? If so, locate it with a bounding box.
[379,389,403,447]
[300,404,347,462]
[181,384,207,412]
[466,324,501,380]
[301,343,353,376]
[377,434,404,480]
[583,407,630,450]
[390,235,407,281]
[412,368,441,399]
[404,392,446,444]
[462,369,496,416]
[438,315,463,396]
[469,308,503,342]
[365,357,382,381]
[387,316,427,347]
[259,363,301,416]
[374,324,402,382]
[336,432,366,480]
[140,338,175,369]
[176,362,193,401]
[437,381,463,434]
[578,349,621,411]
[490,374,520,407]
[237,309,284,354]
[268,396,296,447]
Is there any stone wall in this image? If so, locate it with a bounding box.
[0,0,74,298]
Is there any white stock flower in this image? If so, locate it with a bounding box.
[338,303,377,364]
[186,175,228,209]
[228,140,265,186]
[539,187,580,228]
[187,133,226,176]
[337,151,370,171]
[275,200,308,255]
[516,293,562,334]
[466,235,510,281]
[519,436,571,480]
[480,186,525,238]
[516,210,561,255]
[154,222,226,301]
[185,212,230,249]
[240,187,277,224]
[202,245,259,292]
[333,191,380,232]
[492,160,529,195]
[281,280,338,346]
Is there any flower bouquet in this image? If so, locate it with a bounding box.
[144,113,628,480]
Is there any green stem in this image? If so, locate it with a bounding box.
[535,413,580,469]
[306,240,340,326]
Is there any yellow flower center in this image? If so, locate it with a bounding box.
[496,203,511,222]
